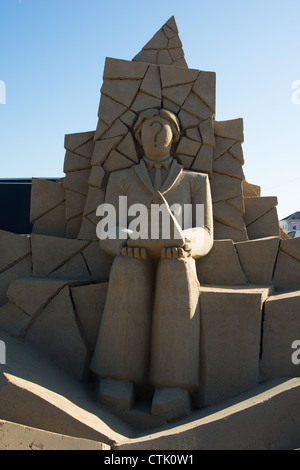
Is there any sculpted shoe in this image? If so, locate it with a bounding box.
[151,387,191,422]
[96,377,135,412]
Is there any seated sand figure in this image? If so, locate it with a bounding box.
[90,108,214,421]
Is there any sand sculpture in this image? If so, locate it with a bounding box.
[90,107,214,421]
[0,16,300,450]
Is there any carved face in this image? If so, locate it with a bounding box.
[140,116,173,160]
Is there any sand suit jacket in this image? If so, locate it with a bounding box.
[99,156,214,259]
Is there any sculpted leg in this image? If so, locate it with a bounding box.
[150,256,201,390]
[90,254,154,385]
[149,256,200,421]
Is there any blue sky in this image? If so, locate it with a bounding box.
[0,0,300,220]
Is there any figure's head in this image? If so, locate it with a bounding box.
[134,108,180,160]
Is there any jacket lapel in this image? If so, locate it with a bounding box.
[160,159,183,195]
[134,159,155,195]
[134,158,183,195]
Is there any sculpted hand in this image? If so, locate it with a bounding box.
[161,247,189,259]
[121,246,148,260]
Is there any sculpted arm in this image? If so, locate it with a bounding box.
[97,172,133,258]
[183,173,214,259]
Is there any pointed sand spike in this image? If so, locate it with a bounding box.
[132,16,188,68]
[165,15,179,34]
